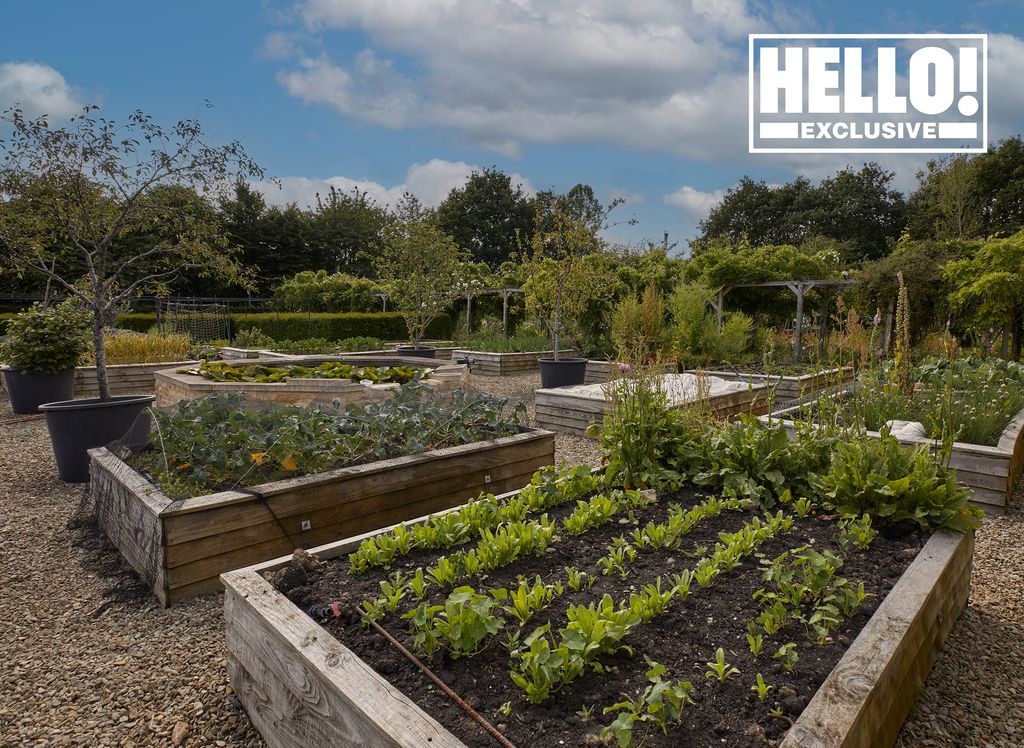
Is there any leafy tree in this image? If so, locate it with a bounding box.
[694,177,817,248]
[909,137,1024,240]
[533,183,606,235]
[856,238,976,340]
[436,167,534,268]
[0,105,263,399]
[309,185,389,276]
[693,164,906,260]
[375,220,468,347]
[813,164,907,261]
[944,231,1024,357]
[522,207,602,358]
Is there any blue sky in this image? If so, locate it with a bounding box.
[2,1,1023,252]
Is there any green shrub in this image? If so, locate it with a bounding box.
[273,270,383,312]
[811,429,981,532]
[716,312,753,361]
[610,286,669,362]
[231,312,453,342]
[1,302,90,373]
[112,312,453,341]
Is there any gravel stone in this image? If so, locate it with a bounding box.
[2,380,1021,747]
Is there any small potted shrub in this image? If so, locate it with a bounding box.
[376,218,468,358]
[1,302,90,414]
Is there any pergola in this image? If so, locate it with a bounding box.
[372,287,525,336]
[709,279,859,361]
[464,287,524,336]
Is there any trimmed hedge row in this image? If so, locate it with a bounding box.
[113,311,454,342]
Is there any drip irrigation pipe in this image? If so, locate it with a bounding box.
[313,601,518,748]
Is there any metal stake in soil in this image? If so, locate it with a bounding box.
[349,604,519,748]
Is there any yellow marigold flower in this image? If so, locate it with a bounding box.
[250,452,266,465]
[281,455,298,471]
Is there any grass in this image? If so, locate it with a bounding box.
[84,330,193,365]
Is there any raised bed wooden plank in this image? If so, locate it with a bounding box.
[781,529,973,748]
[225,573,464,748]
[90,429,555,605]
[222,504,973,748]
[75,360,198,397]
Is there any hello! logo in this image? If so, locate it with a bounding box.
[749,34,987,153]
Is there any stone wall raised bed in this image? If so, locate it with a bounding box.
[450,349,576,377]
[535,377,771,436]
[220,501,972,748]
[765,403,1024,514]
[90,429,554,606]
[153,355,469,408]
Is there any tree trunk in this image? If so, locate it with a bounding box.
[1000,322,1010,359]
[93,311,110,402]
[1012,310,1022,359]
[552,284,562,361]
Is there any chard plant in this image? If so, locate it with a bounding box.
[704,647,740,683]
[600,658,694,748]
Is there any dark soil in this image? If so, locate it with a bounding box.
[276,486,924,748]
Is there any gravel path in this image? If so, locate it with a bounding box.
[0,383,1020,747]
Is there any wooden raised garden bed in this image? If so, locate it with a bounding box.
[696,366,855,404]
[451,349,576,377]
[221,494,973,748]
[89,428,554,606]
[153,354,469,408]
[536,375,771,435]
[766,403,1024,513]
[73,360,199,398]
[584,359,676,385]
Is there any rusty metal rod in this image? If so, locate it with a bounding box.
[0,413,45,426]
[353,605,519,748]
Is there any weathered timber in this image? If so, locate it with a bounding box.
[74,360,198,397]
[782,529,973,748]
[221,504,972,748]
[450,349,575,377]
[535,382,770,435]
[90,429,554,605]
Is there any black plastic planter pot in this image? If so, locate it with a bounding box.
[1,366,76,415]
[38,395,155,483]
[538,357,588,388]
[395,345,436,359]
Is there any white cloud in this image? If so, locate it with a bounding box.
[255,158,536,210]
[273,0,763,158]
[0,62,83,120]
[663,185,726,219]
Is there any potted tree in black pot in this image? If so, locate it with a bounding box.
[0,105,263,482]
[376,216,468,359]
[1,302,90,414]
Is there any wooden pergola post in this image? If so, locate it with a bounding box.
[465,293,473,334]
[501,289,511,337]
[788,283,806,362]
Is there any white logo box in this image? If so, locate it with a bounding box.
[748,34,987,154]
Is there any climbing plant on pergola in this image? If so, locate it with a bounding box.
[709,279,859,361]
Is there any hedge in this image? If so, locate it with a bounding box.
[110,311,454,342]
